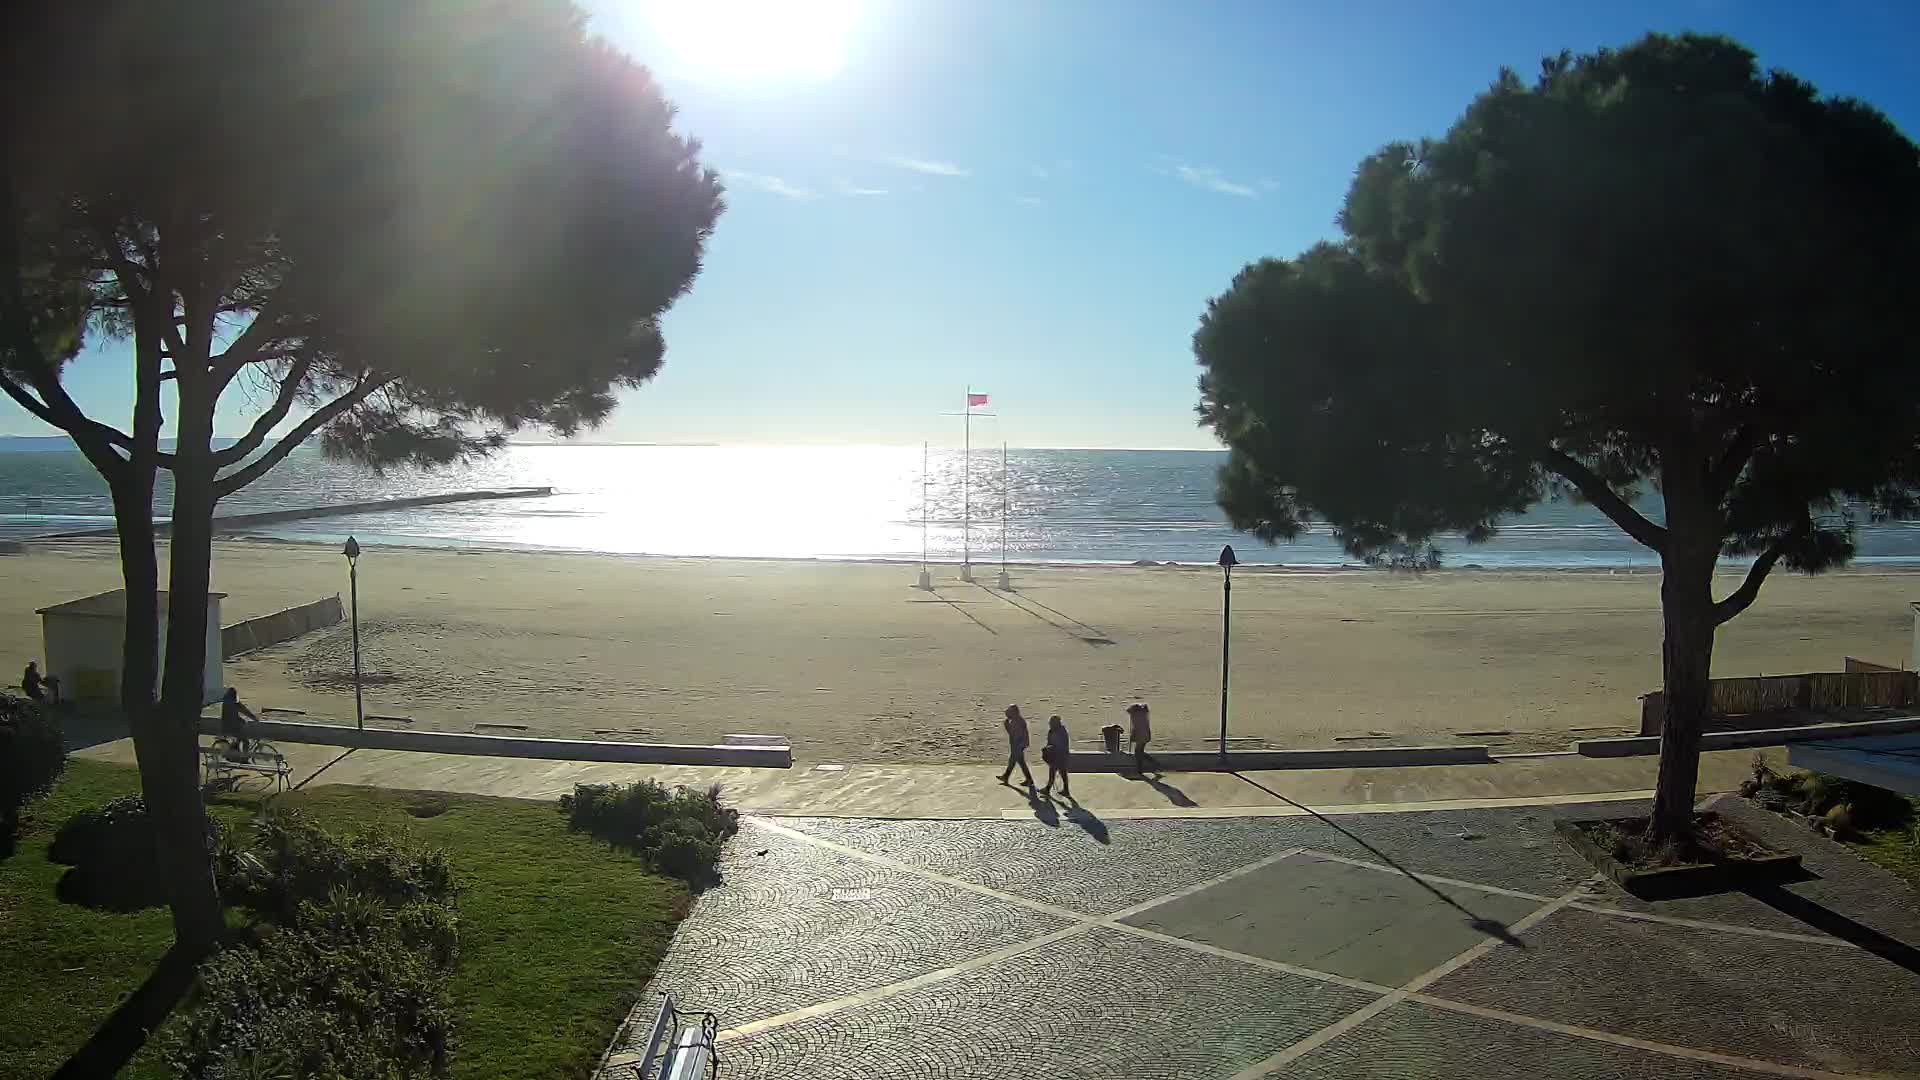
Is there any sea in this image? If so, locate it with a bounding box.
[5,443,1920,569]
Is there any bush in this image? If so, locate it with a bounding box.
[167,908,454,1079]
[48,795,226,910]
[1,693,65,851]
[168,819,461,1078]
[235,811,454,923]
[559,780,739,884]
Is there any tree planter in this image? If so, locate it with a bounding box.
[1556,812,1802,898]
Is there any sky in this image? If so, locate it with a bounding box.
[9,0,1920,450]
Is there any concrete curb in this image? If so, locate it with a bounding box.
[1061,744,1492,772]
[201,717,792,768]
[1574,713,1920,758]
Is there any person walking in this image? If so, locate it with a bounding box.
[1127,702,1153,774]
[998,704,1035,788]
[1041,715,1071,797]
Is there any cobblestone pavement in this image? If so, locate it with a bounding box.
[604,798,1920,1079]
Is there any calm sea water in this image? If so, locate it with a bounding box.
[5,444,1920,568]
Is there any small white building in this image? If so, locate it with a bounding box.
[35,590,225,704]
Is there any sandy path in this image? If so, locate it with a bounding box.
[3,539,1914,762]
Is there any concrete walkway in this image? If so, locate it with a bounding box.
[75,736,1782,819]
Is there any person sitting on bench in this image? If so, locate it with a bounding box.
[219,688,260,761]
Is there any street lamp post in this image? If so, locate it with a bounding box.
[343,536,363,731]
[1217,544,1237,759]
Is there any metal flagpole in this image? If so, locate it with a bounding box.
[917,442,932,589]
[997,442,1012,590]
[961,387,973,582]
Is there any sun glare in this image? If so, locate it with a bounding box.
[643,0,860,82]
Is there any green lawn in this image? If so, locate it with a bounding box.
[1849,822,1920,890]
[1,760,691,1080]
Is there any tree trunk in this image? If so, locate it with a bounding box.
[1650,543,1718,841]
[151,389,224,951]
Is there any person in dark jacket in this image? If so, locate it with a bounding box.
[997,704,1034,787]
[1041,715,1071,797]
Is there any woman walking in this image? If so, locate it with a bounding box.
[997,704,1035,788]
[1127,702,1152,775]
[1041,715,1071,797]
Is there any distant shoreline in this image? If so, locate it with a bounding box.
[22,531,1920,578]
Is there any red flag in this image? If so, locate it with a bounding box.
[967,392,989,406]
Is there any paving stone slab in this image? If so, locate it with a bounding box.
[720,926,1381,1080]
[621,820,1070,1038]
[1123,852,1543,986]
[782,807,1596,914]
[1282,999,1784,1079]
[1424,905,1920,1076]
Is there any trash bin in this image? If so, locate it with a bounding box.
[1101,724,1123,755]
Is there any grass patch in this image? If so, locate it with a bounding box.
[1845,824,1920,889]
[1,763,692,1080]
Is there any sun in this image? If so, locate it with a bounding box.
[641,0,861,82]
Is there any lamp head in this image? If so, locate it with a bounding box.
[343,536,361,560]
[1217,544,1238,571]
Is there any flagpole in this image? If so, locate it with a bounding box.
[961,387,972,582]
[917,441,932,590]
[997,441,1012,590]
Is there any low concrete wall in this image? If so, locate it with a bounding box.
[222,595,344,659]
[1578,714,1920,758]
[1062,744,1492,772]
[201,717,793,768]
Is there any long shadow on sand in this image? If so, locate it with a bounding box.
[970,583,1117,646]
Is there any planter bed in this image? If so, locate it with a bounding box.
[1556,811,1802,898]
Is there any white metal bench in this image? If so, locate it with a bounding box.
[628,995,716,1079]
[200,738,292,794]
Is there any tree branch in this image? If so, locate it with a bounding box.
[209,305,291,389]
[212,356,314,467]
[1709,424,1755,500]
[1713,539,1786,625]
[0,368,58,426]
[214,376,391,498]
[1540,448,1669,553]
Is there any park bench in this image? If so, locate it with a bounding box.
[200,738,292,794]
[628,995,717,1079]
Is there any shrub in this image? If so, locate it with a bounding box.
[235,811,454,923]
[167,909,454,1079]
[0,693,65,851]
[168,820,461,1079]
[559,780,739,884]
[49,795,226,910]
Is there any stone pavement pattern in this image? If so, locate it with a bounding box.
[606,797,1920,1079]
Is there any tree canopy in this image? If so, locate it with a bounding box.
[1194,33,1920,835]
[0,0,724,950]
[3,0,723,478]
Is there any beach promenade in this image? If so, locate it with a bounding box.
[7,539,1917,763]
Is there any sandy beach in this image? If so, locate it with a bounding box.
[3,538,1915,762]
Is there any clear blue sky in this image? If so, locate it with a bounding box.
[10,0,1918,449]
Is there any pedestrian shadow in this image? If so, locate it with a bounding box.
[1057,795,1111,844]
[1142,772,1197,807]
[1021,785,1060,827]
[1742,881,1920,976]
[1231,771,1525,948]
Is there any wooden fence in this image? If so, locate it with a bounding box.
[1639,669,1918,735]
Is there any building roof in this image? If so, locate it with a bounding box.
[35,589,227,619]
